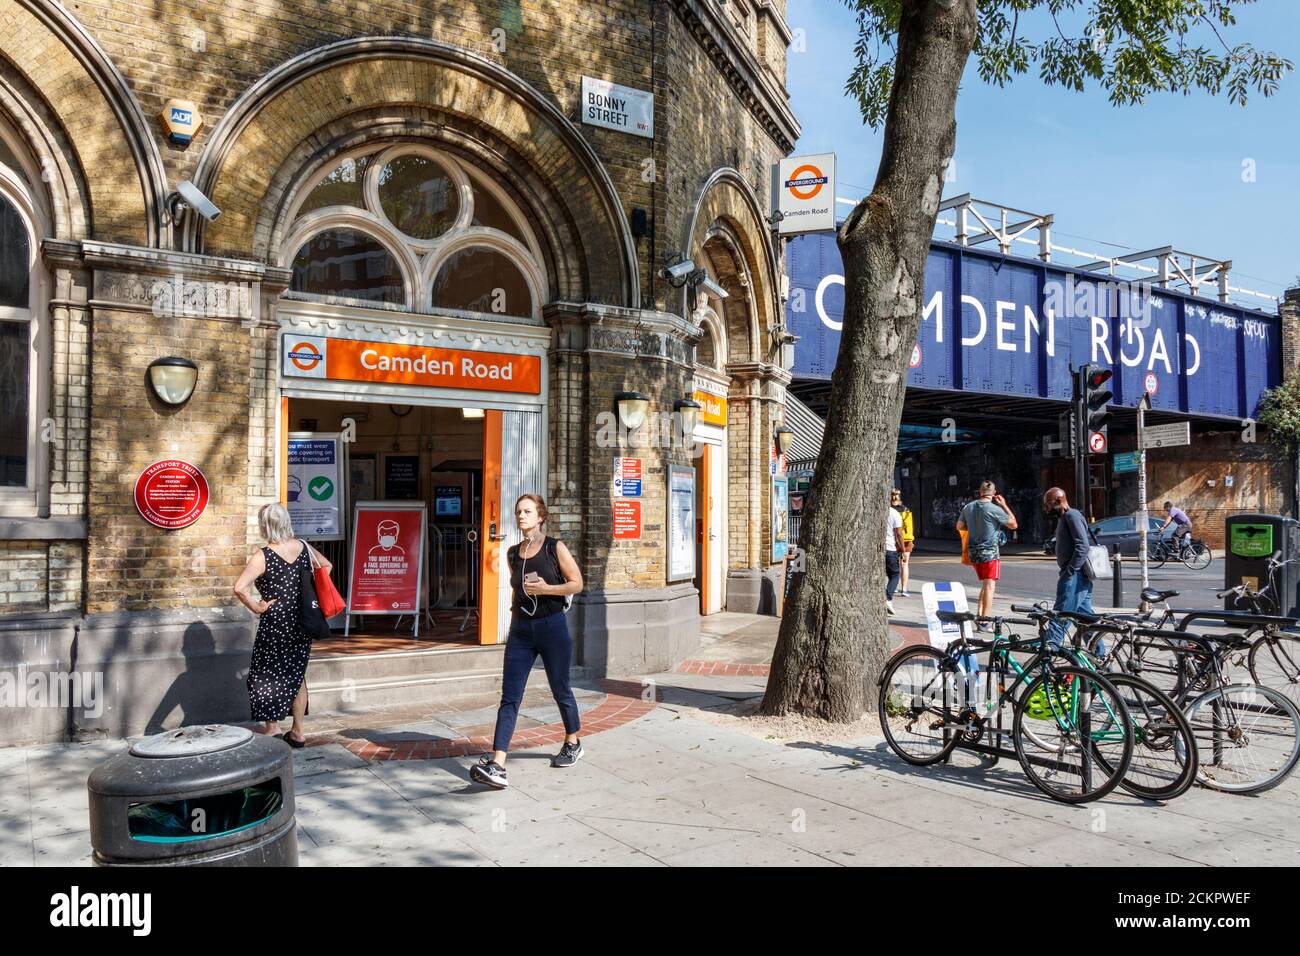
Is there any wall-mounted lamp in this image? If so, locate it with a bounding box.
[147,356,199,406]
[616,391,651,430]
[775,425,794,456]
[674,398,702,437]
[462,407,485,419]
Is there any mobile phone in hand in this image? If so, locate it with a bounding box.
[524,571,541,583]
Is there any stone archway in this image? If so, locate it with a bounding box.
[188,36,639,307]
[1,0,168,245]
[686,168,791,614]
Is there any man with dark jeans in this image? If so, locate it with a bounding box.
[1043,486,1093,649]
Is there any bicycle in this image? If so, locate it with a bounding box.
[1146,535,1213,571]
[1082,603,1300,794]
[1009,603,1198,802]
[878,612,1133,804]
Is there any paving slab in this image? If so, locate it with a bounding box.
[658,833,840,867]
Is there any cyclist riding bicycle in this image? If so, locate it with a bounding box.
[1157,501,1193,551]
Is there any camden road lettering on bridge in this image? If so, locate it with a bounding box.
[786,233,1280,420]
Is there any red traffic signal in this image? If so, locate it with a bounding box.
[1087,368,1113,389]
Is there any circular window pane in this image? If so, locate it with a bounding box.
[296,154,372,218]
[290,228,405,305]
[431,247,531,318]
[377,154,458,240]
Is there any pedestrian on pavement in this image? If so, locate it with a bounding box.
[956,480,1018,627]
[233,503,331,747]
[885,490,904,616]
[892,489,915,596]
[1043,486,1095,649]
[1158,500,1194,551]
[471,494,585,790]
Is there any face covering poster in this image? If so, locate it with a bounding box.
[347,502,427,616]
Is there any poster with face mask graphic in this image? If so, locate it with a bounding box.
[347,502,427,619]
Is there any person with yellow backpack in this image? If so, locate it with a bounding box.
[891,489,915,597]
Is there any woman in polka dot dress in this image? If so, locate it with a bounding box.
[233,503,332,747]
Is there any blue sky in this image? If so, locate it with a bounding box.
[785,0,1298,307]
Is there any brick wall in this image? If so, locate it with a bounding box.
[0,541,82,614]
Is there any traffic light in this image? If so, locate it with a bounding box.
[1056,408,1077,459]
[1076,364,1113,455]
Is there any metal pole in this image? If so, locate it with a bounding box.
[1138,393,1150,592]
[1112,552,1122,608]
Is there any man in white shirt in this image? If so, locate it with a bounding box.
[886,497,904,615]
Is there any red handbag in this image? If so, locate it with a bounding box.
[307,543,346,618]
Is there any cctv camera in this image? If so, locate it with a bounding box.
[167,180,222,223]
[696,275,728,302]
[659,257,695,285]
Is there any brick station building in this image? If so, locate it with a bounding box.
[0,0,801,744]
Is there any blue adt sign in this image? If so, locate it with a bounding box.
[786,233,1280,422]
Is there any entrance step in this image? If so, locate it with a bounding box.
[304,643,586,714]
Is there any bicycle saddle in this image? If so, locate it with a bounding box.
[936,610,977,624]
[1140,587,1179,603]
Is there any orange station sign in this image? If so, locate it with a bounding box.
[283,334,541,395]
[692,390,728,427]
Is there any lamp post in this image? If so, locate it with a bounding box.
[147,357,198,406]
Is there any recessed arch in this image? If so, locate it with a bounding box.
[684,167,781,363]
[2,0,168,245]
[189,36,639,307]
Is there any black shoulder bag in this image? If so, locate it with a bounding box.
[298,545,332,641]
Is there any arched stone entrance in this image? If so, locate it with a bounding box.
[685,168,791,614]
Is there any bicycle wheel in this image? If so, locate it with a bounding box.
[1184,683,1300,794]
[1092,673,1198,801]
[1147,541,1168,569]
[878,646,961,766]
[1183,541,1212,571]
[1011,666,1133,803]
[1249,633,1300,711]
[1091,631,1195,699]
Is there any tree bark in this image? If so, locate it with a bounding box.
[761,0,978,720]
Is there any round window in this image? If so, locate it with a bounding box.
[376,154,459,240]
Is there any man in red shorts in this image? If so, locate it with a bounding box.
[956,480,1019,628]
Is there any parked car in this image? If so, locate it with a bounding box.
[1043,515,1167,556]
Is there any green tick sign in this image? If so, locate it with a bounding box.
[288,434,344,540]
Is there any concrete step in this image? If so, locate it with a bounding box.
[308,671,506,714]
[306,643,505,684]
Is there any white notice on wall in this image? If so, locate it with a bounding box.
[580,77,654,139]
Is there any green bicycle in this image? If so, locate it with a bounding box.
[878,610,1134,804]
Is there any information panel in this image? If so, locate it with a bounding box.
[287,433,345,541]
[345,501,427,635]
[667,464,695,582]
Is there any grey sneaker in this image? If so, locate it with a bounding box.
[552,739,584,768]
[470,758,508,789]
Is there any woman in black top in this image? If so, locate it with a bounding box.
[232,503,332,747]
[471,494,583,789]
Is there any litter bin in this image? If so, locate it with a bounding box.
[1223,513,1300,615]
[88,724,297,867]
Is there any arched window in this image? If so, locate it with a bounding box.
[0,119,48,514]
[282,145,545,319]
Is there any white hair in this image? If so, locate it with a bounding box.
[258,502,295,543]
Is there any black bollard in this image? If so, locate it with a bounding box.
[1112,552,1123,608]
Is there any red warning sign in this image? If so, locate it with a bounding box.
[613,499,641,539]
[1088,431,1108,454]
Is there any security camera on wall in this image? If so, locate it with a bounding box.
[659,257,696,286]
[695,274,729,302]
[165,180,222,223]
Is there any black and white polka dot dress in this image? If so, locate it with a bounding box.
[247,543,312,722]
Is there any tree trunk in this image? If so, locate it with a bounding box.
[761,0,978,720]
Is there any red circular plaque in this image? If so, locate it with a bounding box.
[133,459,210,529]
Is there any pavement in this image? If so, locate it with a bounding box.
[2,554,1297,867]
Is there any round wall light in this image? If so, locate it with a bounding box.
[674,398,702,438]
[147,357,199,407]
[775,425,794,456]
[615,391,651,430]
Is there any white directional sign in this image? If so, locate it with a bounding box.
[580,77,653,138]
[1141,421,1191,449]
